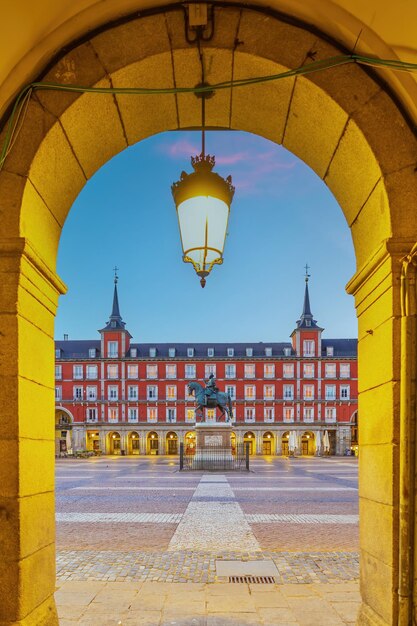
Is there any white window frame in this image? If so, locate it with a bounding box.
[55,348,61,358]
[227,347,234,357]
[149,347,156,357]
[146,364,158,379]
[128,407,138,423]
[303,407,314,422]
[185,364,196,379]
[107,341,118,358]
[283,347,292,356]
[187,348,194,357]
[325,384,337,400]
[245,385,256,400]
[73,365,83,380]
[147,385,158,400]
[265,347,273,357]
[88,348,96,358]
[326,346,334,357]
[166,385,177,401]
[225,385,236,400]
[283,407,294,422]
[166,364,177,379]
[263,384,275,400]
[207,348,214,357]
[147,407,158,422]
[205,364,216,378]
[283,363,294,378]
[185,408,195,423]
[340,363,350,378]
[303,384,314,400]
[166,407,177,423]
[303,363,314,378]
[303,340,315,357]
[264,364,275,379]
[127,364,138,379]
[87,407,98,422]
[55,365,62,380]
[340,385,350,400]
[128,385,138,400]
[73,386,83,400]
[325,407,337,422]
[130,348,137,358]
[264,407,274,422]
[225,364,236,379]
[55,386,62,401]
[244,407,255,422]
[168,347,176,358]
[108,386,118,400]
[283,384,294,400]
[108,407,118,423]
[246,347,253,357]
[325,363,336,378]
[244,364,255,379]
[86,365,98,380]
[86,386,97,400]
[205,408,216,422]
[107,364,118,379]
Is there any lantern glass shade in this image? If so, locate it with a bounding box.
[177,195,229,271]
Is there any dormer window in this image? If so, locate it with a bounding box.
[246,348,253,357]
[169,348,176,358]
[227,347,234,357]
[55,348,62,359]
[187,347,194,357]
[306,320,311,327]
[111,321,116,328]
[88,348,96,358]
[265,347,272,357]
[283,347,292,357]
[326,346,334,357]
[207,348,214,357]
[107,341,118,358]
[130,348,137,358]
[149,348,156,357]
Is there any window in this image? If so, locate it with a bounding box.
[147,407,157,422]
[326,346,334,357]
[128,408,138,423]
[108,407,118,422]
[186,408,195,422]
[87,386,97,400]
[205,364,216,378]
[283,347,292,356]
[246,347,253,357]
[55,365,62,380]
[283,407,294,422]
[283,384,294,400]
[147,385,158,400]
[147,364,158,379]
[73,386,83,400]
[88,348,96,358]
[303,407,314,422]
[73,365,83,380]
[205,409,216,422]
[225,385,236,400]
[128,385,138,400]
[265,347,272,357]
[325,407,336,422]
[166,364,177,379]
[55,348,61,358]
[264,384,275,399]
[87,408,98,422]
[325,363,336,378]
[107,341,118,358]
[185,364,196,379]
[187,347,194,357]
[86,365,98,380]
[244,364,255,378]
[108,386,118,400]
[127,364,138,379]
[130,348,137,357]
[227,347,234,357]
[168,347,176,358]
[264,364,275,379]
[245,385,256,400]
[55,386,62,400]
[107,364,118,379]
[186,385,195,401]
[149,347,156,357]
[306,320,311,327]
[166,385,177,400]
[264,407,274,422]
[303,384,314,400]
[225,364,236,378]
[283,363,294,378]
[303,340,315,357]
[207,348,214,357]
[340,385,350,400]
[166,407,177,422]
[303,363,314,378]
[325,385,336,400]
[340,363,350,378]
[244,407,255,422]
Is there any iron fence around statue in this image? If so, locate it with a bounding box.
[179,442,250,471]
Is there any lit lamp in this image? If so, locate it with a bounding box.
[172,153,235,288]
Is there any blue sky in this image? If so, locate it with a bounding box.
[55,130,357,343]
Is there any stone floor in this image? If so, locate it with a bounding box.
[55,456,360,624]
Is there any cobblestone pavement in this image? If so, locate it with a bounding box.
[55,456,360,623]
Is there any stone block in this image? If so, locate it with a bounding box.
[360,550,395,625]
[18,315,55,387]
[19,438,55,497]
[283,74,349,178]
[0,438,18,497]
[359,444,395,506]
[359,382,399,446]
[59,78,127,179]
[385,165,417,239]
[359,499,394,566]
[357,317,400,393]
[0,170,24,237]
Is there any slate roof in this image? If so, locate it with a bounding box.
[55,339,357,359]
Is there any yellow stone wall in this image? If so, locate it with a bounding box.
[1,6,417,625]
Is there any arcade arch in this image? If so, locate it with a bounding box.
[0,6,416,625]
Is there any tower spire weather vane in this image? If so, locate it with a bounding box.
[304,263,310,282]
[113,266,119,284]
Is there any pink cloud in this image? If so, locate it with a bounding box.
[215,151,249,165]
[161,138,200,157]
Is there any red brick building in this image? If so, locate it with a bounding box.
[55,276,358,456]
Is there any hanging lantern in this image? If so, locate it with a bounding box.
[172,153,234,287]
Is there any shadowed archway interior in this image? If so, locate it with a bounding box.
[1,5,417,625]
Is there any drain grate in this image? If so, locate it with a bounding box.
[229,575,276,584]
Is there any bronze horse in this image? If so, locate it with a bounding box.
[187,381,234,422]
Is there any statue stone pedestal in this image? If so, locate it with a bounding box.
[194,421,234,468]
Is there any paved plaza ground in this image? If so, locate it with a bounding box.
[55,456,360,625]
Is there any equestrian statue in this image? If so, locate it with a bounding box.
[188,374,234,423]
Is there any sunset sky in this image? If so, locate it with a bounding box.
[55,130,357,343]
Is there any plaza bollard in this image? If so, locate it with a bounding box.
[245,442,250,470]
[179,442,184,470]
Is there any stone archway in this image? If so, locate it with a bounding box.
[1,6,416,625]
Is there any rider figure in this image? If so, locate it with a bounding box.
[205,373,218,400]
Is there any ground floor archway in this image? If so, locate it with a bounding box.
[147,431,159,455]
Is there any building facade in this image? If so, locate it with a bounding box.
[55,276,358,456]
